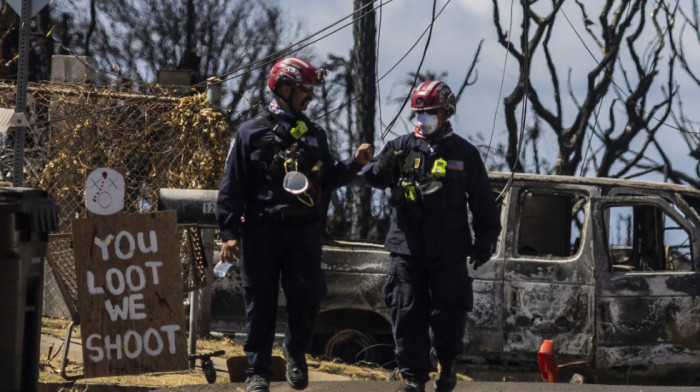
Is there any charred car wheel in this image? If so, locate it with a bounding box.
[324,328,378,364]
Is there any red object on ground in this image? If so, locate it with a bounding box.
[537,339,560,383]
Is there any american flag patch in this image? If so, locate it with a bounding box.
[447,160,464,171]
[305,136,318,147]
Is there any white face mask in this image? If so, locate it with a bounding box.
[416,112,439,135]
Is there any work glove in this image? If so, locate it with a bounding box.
[378,150,404,174]
[468,248,492,271]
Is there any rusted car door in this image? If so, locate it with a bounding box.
[591,195,700,385]
[499,184,596,367]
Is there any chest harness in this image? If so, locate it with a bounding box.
[390,146,450,220]
[253,112,324,208]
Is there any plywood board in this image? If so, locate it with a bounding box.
[72,211,187,377]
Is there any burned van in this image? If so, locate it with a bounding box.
[210,172,700,385]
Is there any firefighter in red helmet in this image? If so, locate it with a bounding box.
[216,57,373,392]
[363,81,501,392]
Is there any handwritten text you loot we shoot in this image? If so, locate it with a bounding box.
[84,229,181,362]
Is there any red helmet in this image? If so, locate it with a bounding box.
[267,57,327,92]
[410,81,456,116]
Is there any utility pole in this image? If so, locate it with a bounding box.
[13,0,31,186]
[349,0,376,239]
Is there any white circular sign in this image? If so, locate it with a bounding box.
[86,168,125,215]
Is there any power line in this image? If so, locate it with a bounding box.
[376,0,384,140]
[495,0,527,204]
[316,0,451,126]
[34,0,394,127]
[486,0,516,166]
[560,4,692,137]
[215,0,394,85]
[380,0,440,141]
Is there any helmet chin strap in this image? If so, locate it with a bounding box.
[275,87,301,116]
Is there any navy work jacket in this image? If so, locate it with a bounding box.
[216,109,362,241]
[363,126,501,258]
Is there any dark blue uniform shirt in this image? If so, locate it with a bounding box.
[363,126,501,257]
[216,109,362,241]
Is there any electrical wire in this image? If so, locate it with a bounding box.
[380,0,439,141]
[39,0,495,153]
[315,0,451,125]
[495,0,524,204]
[376,0,384,139]
[375,0,450,85]
[65,0,383,88]
[559,2,700,179]
[33,0,393,127]
[486,0,515,166]
[497,0,688,200]
[215,0,394,86]
[560,4,690,136]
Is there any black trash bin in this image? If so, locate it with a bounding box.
[0,187,58,392]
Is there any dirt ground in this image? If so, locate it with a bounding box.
[38,317,391,389]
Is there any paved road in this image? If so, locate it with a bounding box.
[152,380,699,392]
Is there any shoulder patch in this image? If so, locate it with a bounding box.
[447,160,464,171]
[305,136,319,147]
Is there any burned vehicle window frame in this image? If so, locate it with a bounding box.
[603,188,698,273]
[603,202,694,273]
[514,188,588,259]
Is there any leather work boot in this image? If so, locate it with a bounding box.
[246,374,270,392]
[396,380,426,392]
[433,360,457,392]
[283,346,309,390]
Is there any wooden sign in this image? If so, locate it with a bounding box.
[72,211,188,377]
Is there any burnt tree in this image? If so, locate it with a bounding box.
[492,0,683,183]
[668,0,700,188]
[52,0,294,126]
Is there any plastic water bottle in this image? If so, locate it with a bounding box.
[213,260,233,278]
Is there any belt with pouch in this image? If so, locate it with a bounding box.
[246,203,319,224]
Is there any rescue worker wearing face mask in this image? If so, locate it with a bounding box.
[362,81,501,392]
[216,57,373,392]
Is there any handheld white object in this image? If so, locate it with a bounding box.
[282,171,310,195]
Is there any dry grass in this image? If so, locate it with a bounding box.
[308,358,391,381]
[42,317,76,338]
[39,317,394,388]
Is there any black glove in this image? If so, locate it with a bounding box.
[378,150,403,174]
[468,249,492,270]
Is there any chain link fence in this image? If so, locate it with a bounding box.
[0,81,231,233]
[0,81,230,319]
